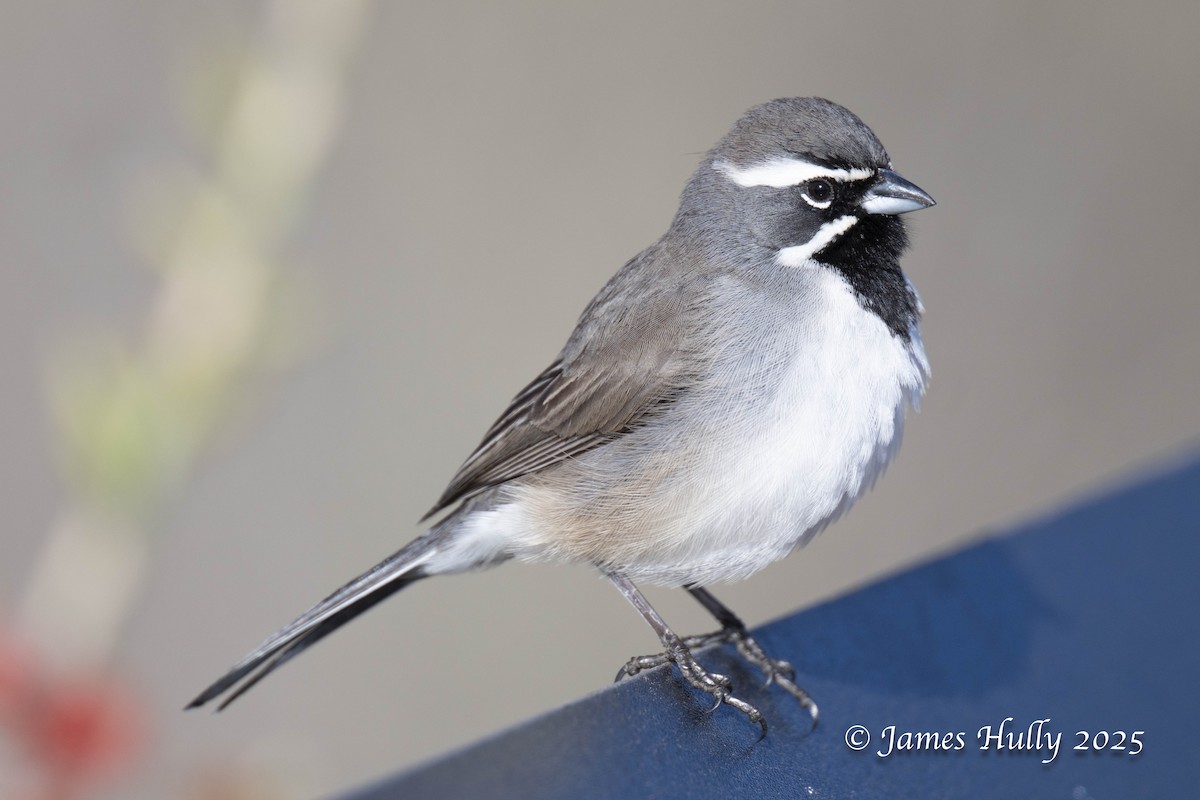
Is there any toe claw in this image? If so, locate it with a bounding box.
[723,630,819,729]
[721,693,768,735]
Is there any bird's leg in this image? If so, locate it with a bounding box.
[686,586,819,726]
[607,571,766,735]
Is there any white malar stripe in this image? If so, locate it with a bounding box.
[715,157,875,188]
[776,215,859,267]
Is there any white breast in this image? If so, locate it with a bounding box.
[452,266,928,587]
[700,267,929,577]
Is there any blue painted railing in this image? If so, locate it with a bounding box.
[343,453,1199,798]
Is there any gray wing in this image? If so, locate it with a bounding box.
[423,248,705,520]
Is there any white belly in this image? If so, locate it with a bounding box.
[465,267,929,586]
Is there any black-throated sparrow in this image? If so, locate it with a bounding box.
[189,97,934,732]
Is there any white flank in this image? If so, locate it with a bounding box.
[715,157,875,188]
[776,215,858,267]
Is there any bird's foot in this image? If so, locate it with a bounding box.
[616,633,766,736]
[614,630,728,680]
[727,629,819,728]
[617,627,818,730]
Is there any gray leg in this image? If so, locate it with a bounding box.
[608,571,766,735]
[687,587,819,727]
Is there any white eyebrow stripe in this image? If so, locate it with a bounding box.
[775,215,859,267]
[715,157,875,188]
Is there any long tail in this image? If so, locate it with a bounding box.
[187,528,445,711]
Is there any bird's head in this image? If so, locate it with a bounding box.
[681,97,934,276]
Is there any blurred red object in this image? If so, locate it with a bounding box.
[1,625,147,798]
[25,677,146,784]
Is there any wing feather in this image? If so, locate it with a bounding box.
[423,247,705,519]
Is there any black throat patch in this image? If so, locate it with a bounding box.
[819,214,921,341]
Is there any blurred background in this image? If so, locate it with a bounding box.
[3,1,1199,797]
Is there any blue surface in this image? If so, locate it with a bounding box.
[343,454,1200,799]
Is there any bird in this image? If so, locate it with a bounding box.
[188,97,935,733]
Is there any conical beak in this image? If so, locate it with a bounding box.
[860,169,935,215]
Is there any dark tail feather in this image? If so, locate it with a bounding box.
[187,529,443,711]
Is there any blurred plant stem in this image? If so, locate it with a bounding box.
[18,0,370,674]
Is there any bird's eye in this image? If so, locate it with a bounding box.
[803,179,834,206]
